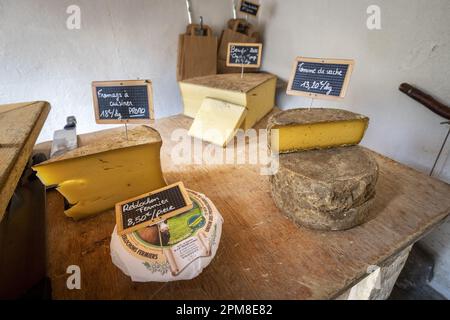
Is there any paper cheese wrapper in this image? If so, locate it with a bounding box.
[110,190,223,282]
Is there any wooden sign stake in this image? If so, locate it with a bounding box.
[124,123,129,141]
[308,98,314,111]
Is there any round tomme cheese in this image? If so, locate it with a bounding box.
[270,146,379,231]
[110,190,223,282]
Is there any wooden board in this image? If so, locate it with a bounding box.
[92,80,154,124]
[0,101,50,222]
[35,111,450,300]
[287,57,354,100]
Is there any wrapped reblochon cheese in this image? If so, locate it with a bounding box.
[110,190,223,282]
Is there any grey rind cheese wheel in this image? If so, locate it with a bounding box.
[270,146,379,231]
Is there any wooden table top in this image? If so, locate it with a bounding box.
[36,112,450,300]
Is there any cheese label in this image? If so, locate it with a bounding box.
[116,182,193,235]
[115,190,221,277]
[239,0,260,16]
[226,43,263,68]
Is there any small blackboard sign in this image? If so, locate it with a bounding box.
[116,182,193,236]
[227,43,262,68]
[92,80,154,124]
[239,0,260,16]
[287,57,355,100]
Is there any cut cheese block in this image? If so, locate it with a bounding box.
[270,146,379,231]
[179,73,277,130]
[268,108,369,154]
[188,98,247,147]
[33,126,167,220]
[110,190,223,282]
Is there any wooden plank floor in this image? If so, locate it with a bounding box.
[36,112,450,300]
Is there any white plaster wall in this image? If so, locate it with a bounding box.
[258,0,450,298]
[0,0,248,142]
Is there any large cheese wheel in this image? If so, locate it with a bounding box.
[270,146,379,231]
[110,190,223,282]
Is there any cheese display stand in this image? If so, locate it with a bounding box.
[111,190,223,282]
[268,108,379,231]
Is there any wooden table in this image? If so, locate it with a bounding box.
[35,113,450,300]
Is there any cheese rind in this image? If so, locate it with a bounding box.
[268,108,369,153]
[179,73,277,130]
[33,126,167,220]
[188,98,247,147]
[270,146,379,231]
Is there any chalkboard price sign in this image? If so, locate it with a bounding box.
[239,0,260,16]
[116,182,193,236]
[92,80,154,124]
[226,43,263,68]
[287,57,355,100]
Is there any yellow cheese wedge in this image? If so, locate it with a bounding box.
[268,108,369,153]
[179,73,277,130]
[188,98,247,147]
[33,126,167,220]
